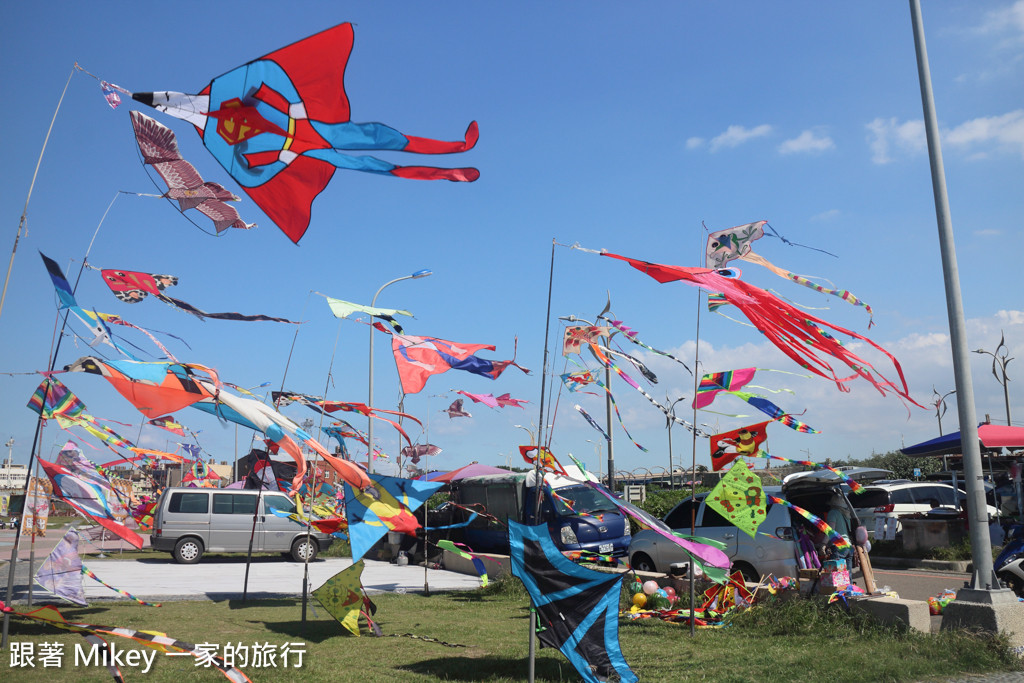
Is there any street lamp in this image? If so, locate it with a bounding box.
[367,269,432,474]
[931,386,956,436]
[974,332,1014,427]
[513,424,536,446]
[666,396,686,489]
[585,439,603,480]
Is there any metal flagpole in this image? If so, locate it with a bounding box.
[528,240,557,683]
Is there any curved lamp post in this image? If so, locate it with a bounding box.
[367,269,431,474]
[974,332,1014,427]
[666,395,686,489]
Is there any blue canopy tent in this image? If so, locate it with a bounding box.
[901,424,1024,457]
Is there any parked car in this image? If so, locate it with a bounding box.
[852,481,999,537]
[150,487,335,564]
[448,467,631,557]
[628,467,891,580]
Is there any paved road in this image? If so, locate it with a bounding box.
[0,527,482,604]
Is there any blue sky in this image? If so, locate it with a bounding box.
[0,2,1021,480]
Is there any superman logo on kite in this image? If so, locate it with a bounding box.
[133,23,479,243]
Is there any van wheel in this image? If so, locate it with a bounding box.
[733,562,759,583]
[173,537,203,564]
[631,552,656,573]
[290,538,318,562]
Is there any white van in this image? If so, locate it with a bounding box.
[150,487,334,564]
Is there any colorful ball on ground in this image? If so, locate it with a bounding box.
[632,592,647,608]
[643,580,660,595]
[664,586,676,600]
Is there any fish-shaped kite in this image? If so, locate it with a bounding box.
[130,110,254,233]
[132,23,479,243]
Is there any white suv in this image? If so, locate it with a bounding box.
[852,481,998,537]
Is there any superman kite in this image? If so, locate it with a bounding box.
[132,23,479,243]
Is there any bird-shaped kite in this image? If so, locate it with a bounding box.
[130,110,254,233]
[444,398,471,419]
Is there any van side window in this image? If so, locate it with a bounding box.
[264,495,295,514]
[213,493,258,515]
[169,492,209,514]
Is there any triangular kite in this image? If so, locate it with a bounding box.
[705,461,766,539]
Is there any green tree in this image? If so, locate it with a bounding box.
[854,450,942,480]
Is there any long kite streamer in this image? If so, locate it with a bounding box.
[601,251,921,408]
[766,495,850,550]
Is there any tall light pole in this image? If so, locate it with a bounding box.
[666,396,686,490]
[974,332,1013,427]
[367,269,431,474]
[931,386,956,436]
[910,0,1006,600]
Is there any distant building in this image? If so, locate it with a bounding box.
[0,463,29,491]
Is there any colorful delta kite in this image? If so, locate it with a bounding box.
[706,461,766,539]
[709,421,771,471]
[391,333,529,394]
[509,521,638,683]
[694,367,818,433]
[132,23,479,243]
[705,220,874,326]
[320,294,413,334]
[38,454,144,549]
[444,398,471,419]
[100,267,298,323]
[400,443,441,464]
[63,356,219,419]
[313,560,378,636]
[343,474,443,561]
[129,110,254,233]
[602,251,920,407]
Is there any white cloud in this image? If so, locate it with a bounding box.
[974,228,1002,237]
[866,117,926,164]
[866,111,1024,163]
[944,110,1024,159]
[686,136,705,149]
[778,130,835,155]
[973,0,1024,44]
[810,209,840,222]
[709,124,773,152]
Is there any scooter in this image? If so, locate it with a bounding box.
[995,524,1024,598]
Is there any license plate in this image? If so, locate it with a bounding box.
[598,543,613,554]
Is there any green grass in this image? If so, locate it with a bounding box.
[4,575,1020,682]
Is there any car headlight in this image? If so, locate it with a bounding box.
[623,521,631,536]
[560,525,579,545]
